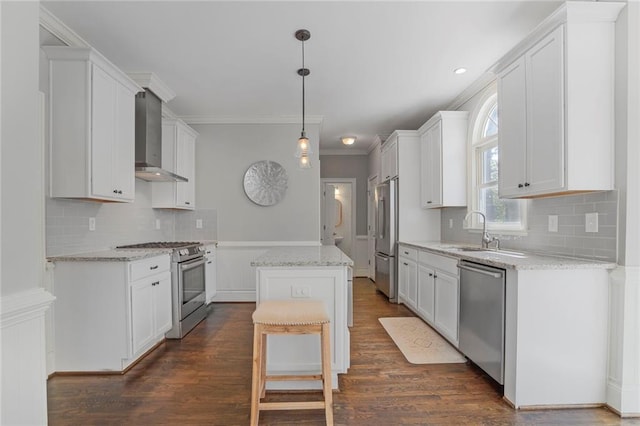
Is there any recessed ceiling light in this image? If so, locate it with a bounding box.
[454,67,467,75]
[341,136,356,145]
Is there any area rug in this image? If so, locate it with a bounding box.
[378,317,466,364]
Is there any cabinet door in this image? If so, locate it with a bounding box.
[417,263,435,323]
[498,57,528,198]
[398,257,417,309]
[113,81,135,201]
[130,279,154,355]
[428,123,442,206]
[397,258,408,304]
[91,64,118,199]
[381,138,398,181]
[205,253,217,302]
[434,271,459,345]
[525,25,564,194]
[175,126,196,209]
[153,275,173,335]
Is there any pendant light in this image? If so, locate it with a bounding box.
[294,29,312,169]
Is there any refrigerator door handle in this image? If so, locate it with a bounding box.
[377,199,385,239]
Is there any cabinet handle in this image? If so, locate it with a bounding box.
[386,175,390,179]
[403,262,408,266]
[524,182,530,187]
[518,183,524,188]
[150,265,159,270]
[429,273,433,277]
[404,251,409,255]
[434,274,437,278]
[207,261,212,264]
[185,201,191,205]
[152,281,159,286]
[427,201,432,204]
[113,189,118,194]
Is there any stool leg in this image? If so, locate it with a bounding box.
[321,323,334,426]
[250,325,262,426]
[260,334,267,398]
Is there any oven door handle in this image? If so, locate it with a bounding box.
[180,257,206,272]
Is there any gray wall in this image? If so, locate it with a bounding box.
[194,123,321,242]
[320,154,369,235]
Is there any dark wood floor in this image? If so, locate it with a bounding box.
[48,278,636,425]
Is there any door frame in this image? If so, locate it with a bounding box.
[321,178,356,256]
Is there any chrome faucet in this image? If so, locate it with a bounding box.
[465,210,499,250]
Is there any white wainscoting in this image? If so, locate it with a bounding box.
[353,235,369,277]
[212,241,320,302]
[0,288,55,426]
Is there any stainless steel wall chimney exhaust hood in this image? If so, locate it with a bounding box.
[134,89,188,182]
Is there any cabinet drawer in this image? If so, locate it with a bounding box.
[418,251,458,276]
[398,246,418,261]
[130,255,170,282]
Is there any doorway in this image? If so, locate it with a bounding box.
[321,179,356,258]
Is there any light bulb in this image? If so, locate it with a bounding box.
[299,153,311,169]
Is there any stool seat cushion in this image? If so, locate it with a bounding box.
[253,300,330,325]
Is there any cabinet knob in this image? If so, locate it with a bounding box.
[518,183,524,188]
[524,182,530,187]
[429,273,433,277]
[113,189,118,194]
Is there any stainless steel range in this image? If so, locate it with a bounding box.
[117,241,207,339]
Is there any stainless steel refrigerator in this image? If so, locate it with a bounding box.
[374,179,398,302]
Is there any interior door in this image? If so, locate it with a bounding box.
[321,184,336,245]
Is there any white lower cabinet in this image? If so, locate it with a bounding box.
[131,273,172,355]
[433,270,459,345]
[51,254,171,372]
[398,244,459,347]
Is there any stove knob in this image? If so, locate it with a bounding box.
[198,246,205,252]
[179,249,187,256]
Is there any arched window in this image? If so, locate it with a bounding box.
[468,85,526,232]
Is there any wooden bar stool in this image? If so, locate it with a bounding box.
[250,300,333,426]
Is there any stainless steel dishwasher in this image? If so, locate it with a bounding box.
[458,260,505,385]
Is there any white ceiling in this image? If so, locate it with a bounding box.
[41,0,561,153]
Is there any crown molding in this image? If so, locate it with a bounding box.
[319,149,369,156]
[180,115,324,126]
[161,105,178,119]
[127,72,176,103]
[39,5,89,47]
[446,71,496,112]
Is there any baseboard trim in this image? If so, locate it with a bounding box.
[211,291,256,302]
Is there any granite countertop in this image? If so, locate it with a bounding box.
[47,249,173,262]
[251,246,354,267]
[401,241,617,270]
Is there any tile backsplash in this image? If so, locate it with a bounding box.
[441,190,618,262]
[46,181,217,256]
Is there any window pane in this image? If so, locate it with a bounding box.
[483,104,498,137]
[480,145,499,183]
[479,186,522,224]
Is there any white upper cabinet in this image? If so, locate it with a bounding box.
[152,118,198,210]
[43,47,141,202]
[496,2,624,198]
[418,111,468,208]
[380,135,398,181]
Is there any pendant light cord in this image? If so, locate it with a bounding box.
[301,38,306,136]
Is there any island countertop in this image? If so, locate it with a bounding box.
[251,245,354,267]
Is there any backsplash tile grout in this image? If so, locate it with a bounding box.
[441,190,618,262]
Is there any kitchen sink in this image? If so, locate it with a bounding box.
[448,247,528,258]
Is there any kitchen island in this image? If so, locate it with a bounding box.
[251,246,353,390]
